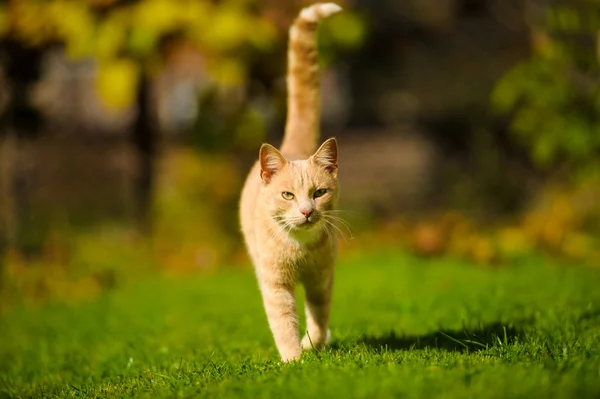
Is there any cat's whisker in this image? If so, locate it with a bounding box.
[322,210,355,223]
[322,218,353,243]
[267,224,283,240]
[261,215,285,222]
[266,216,292,241]
[323,219,349,243]
[284,221,294,234]
[282,220,297,239]
[322,214,354,239]
[272,220,291,242]
[322,210,358,222]
[321,221,334,241]
[325,221,338,242]
[325,218,354,241]
[239,1,344,362]
[322,209,357,216]
[322,213,352,226]
[321,220,331,238]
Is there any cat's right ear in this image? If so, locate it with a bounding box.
[260,144,287,184]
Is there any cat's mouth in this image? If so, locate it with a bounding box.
[295,217,320,229]
[273,215,320,231]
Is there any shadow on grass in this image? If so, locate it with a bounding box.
[578,308,600,323]
[334,322,526,353]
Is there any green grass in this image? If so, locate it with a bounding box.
[1,251,600,398]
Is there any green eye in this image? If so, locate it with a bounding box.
[282,192,295,200]
[314,188,327,198]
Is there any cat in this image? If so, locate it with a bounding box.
[239,2,343,362]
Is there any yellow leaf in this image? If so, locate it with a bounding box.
[471,237,495,265]
[129,26,159,56]
[497,227,532,257]
[208,58,245,86]
[203,6,248,51]
[248,17,277,51]
[562,233,594,259]
[49,1,95,58]
[96,59,140,109]
[96,18,126,60]
[134,0,180,32]
[178,1,212,28]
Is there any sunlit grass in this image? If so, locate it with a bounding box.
[1,251,599,398]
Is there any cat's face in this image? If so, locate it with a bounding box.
[259,138,339,238]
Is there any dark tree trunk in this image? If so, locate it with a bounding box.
[131,69,157,234]
[0,40,43,255]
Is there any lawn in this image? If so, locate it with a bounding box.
[1,250,600,398]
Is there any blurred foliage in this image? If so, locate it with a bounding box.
[361,177,600,267]
[486,0,600,268]
[3,226,155,309]
[0,0,278,108]
[0,148,246,308]
[317,8,366,65]
[492,0,600,172]
[0,0,365,110]
[153,148,244,274]
[0,0,368,307]
[190,87,268,152]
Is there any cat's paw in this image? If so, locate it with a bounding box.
[281,353,301,363]
[301,334,315,350]
[301,329,331,350]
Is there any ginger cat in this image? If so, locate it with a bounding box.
[239,3,343,362]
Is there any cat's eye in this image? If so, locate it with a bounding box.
[282,192,295,200]
[314,188,327,198]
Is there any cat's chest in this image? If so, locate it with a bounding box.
[277,237,335,268]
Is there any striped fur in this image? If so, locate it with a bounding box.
[239,3,342,362]
[280,3,342,158]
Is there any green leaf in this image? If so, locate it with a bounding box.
[49,1,95,58]
[322,11,367,50]
[247,17,277,51]
[532,132,558,168]
[129,26,159,57]
[234,108,266,149]
[207,57,246,87]
[491,63,531,112]
[203,5,249,51]
[96,18,126,60]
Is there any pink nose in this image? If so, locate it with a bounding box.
[300,208,313,218]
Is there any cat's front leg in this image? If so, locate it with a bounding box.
[259,279,301,362]
[301,266,333,350]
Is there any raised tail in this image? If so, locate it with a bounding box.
[279,3,342,158]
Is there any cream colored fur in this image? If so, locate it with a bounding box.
[239,3,342,362]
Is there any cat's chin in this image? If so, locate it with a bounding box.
[288,221,324,244]
[294,219,320,230]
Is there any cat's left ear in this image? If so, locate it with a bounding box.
[260,144,287,184]
[311,137,338,176]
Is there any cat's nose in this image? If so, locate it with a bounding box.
[300,208,313,218]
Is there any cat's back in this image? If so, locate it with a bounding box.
[240,161,261,204]
[239,162,261,251]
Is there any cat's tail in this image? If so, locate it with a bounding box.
[279,2,342,157]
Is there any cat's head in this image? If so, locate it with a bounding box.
[259,138,339,239]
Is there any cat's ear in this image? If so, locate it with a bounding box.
[311,137,338,176]
[260,144,287,184]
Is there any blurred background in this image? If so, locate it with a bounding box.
[0,0,599,308]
